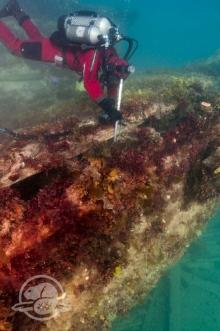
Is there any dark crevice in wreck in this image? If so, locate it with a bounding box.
[11,167,70,201]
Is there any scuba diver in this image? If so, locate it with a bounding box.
[0,0,138,124]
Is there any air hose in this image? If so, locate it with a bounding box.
[121,36,139,61]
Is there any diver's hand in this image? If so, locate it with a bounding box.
[108,108,123,122]
[98,98,123,124]
[105,62,130,80]
[98,110,122,124]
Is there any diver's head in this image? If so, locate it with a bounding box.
[57,15,67,33]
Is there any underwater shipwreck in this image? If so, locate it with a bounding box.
[0,52,220,331]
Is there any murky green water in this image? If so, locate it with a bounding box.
[112,211,220,331]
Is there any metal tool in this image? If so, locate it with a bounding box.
[114,78,124,142]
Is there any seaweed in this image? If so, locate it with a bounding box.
[0,66,219,331]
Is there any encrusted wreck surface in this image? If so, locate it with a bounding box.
[0,65,219,331]
[0,100,173,189]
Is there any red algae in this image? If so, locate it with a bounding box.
[0,97,219,331]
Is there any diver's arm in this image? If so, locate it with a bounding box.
[83,49,122,123]
[107,84,119,99]
[83,49,105,103]
[105,47,130,80]
[105,48,129,100]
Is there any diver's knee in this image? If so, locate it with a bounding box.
[20,41,42,60]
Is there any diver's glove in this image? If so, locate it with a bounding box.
[98,98,123,124]
[107,64,131,79]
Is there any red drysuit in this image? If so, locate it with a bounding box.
[0,18,128,102]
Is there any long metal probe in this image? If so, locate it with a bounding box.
[114,78,124,142]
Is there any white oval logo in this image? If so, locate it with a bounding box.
[12,275,71,321]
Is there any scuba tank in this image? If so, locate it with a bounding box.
[58,11,120,47]
[57,10,138,60]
